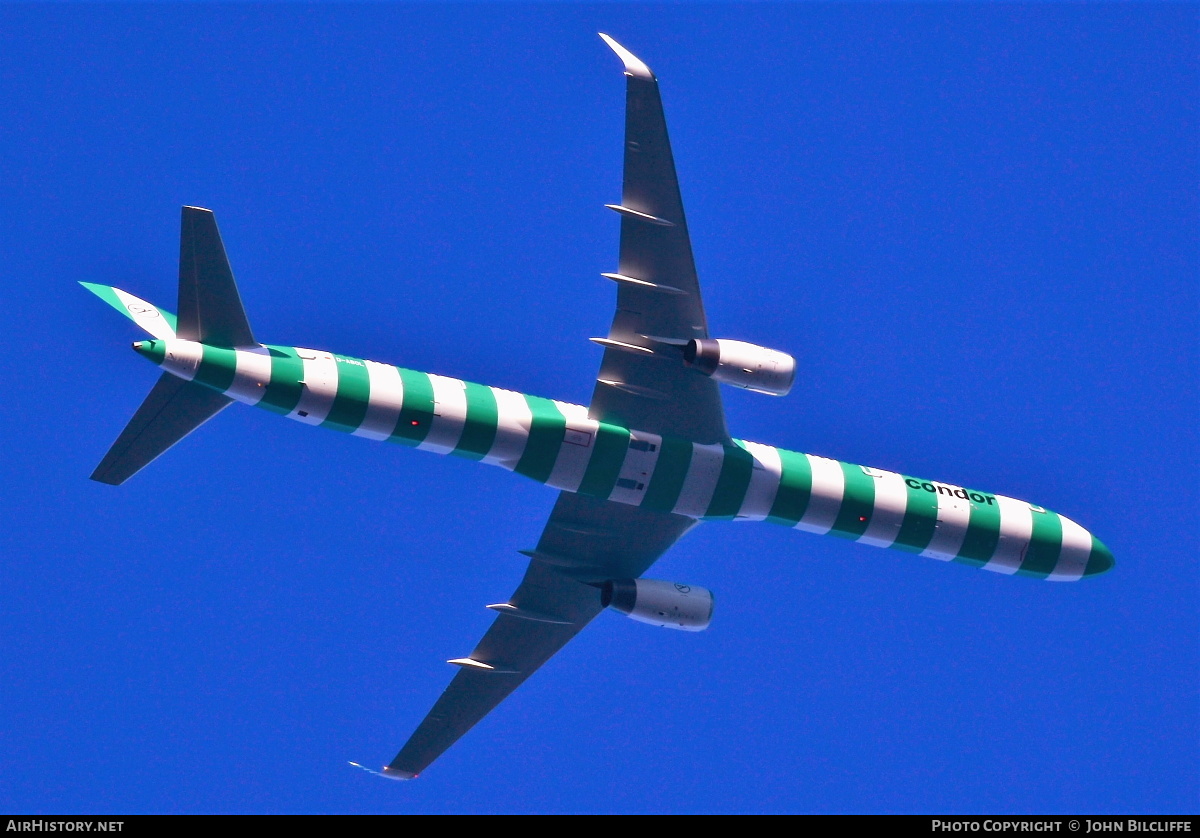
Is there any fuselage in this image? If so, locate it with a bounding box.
[133,337,1113,581]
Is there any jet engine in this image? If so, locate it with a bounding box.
[600,578,714,631]
[682,339,796,396]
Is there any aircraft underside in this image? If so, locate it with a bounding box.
[82,34,1112,779]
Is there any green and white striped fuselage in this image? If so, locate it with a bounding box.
[134,338,1113,581]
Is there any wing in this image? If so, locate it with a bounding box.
[384,492,696,778]
[589,34,729,445]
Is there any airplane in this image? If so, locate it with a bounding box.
[81,34,1114,779]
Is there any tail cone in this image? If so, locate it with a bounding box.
[132,340,165,364]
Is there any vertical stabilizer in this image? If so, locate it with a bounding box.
[177,206,256,347]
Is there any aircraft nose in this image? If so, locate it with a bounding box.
[1084,536,1115,577]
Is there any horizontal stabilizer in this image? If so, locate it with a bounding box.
[91,372,232,485]
[80,283,177,340]
[177,206,256,347]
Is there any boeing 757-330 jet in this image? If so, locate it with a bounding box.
[82,35,1113,779]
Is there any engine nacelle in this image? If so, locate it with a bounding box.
[683,339,796,396]
[601,578,714,631]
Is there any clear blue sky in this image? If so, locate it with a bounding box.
[1,3,1195,814]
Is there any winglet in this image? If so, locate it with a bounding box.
[599,33,654,80]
